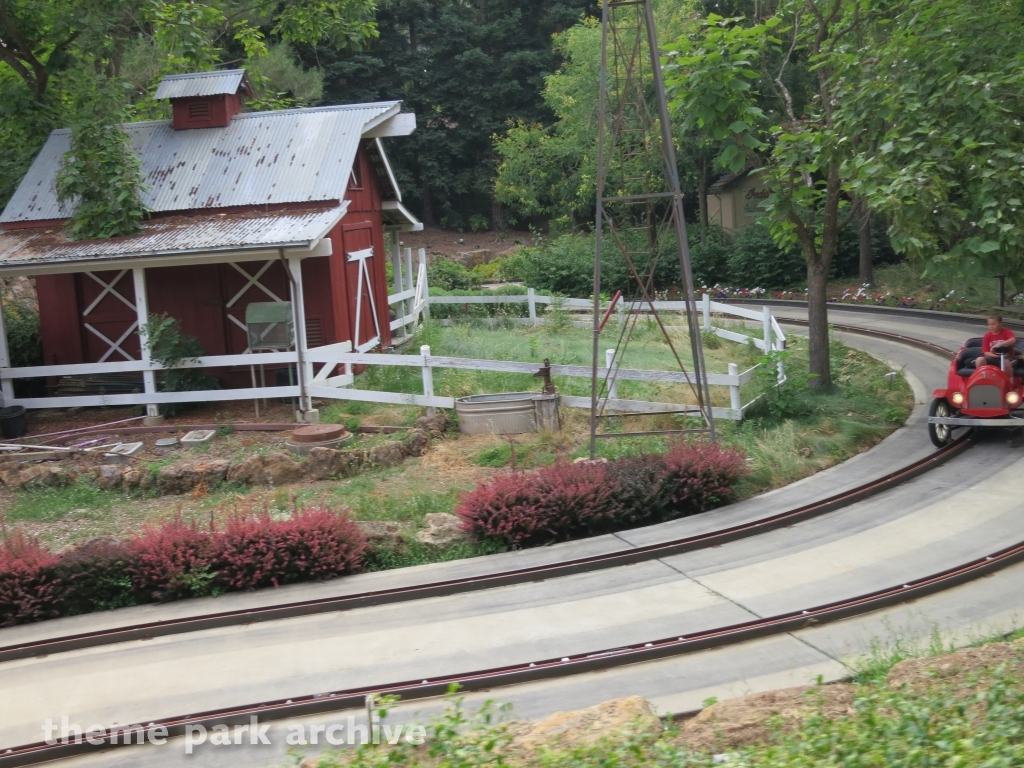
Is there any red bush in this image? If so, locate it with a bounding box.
[662,441,749,513]
[459,461,624,547]
[458,442,749,548]
[127,517,218,603]
[0,532,62,627]
[214,505,367,591]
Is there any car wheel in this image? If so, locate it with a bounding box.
[928,398,953,447]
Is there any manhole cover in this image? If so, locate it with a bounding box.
[291,424,348,444]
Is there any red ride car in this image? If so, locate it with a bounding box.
[928,336,1024,447]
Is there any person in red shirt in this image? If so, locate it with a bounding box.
[975,313,1017,368]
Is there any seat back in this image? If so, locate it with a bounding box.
[964,337,983,348]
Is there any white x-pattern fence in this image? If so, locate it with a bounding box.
[0,246,782,422]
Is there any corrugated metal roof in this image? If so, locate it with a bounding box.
[1,101,402,223]
[154,70,249,100]
[0,205,346,271]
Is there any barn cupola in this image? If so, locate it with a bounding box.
[154,69,254,130]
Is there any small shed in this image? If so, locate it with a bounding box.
[0,69,422,418]
[706,170,771,233]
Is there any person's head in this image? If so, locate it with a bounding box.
[988,313,1004,333]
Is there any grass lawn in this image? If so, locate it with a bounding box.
[2,320,911,561]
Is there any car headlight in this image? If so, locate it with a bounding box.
[1007,391,1021,407]
[950,391,965,406]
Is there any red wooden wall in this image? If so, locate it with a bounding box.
[35,141,394,387]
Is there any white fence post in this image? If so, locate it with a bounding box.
[617,297,625,327]
[403,247,415,329]
[528,287,537,325]
[392,237,406,340]
[605,348,619,400]
[728,362,742,418]
[419,248,430,320]
[762,306,773,355]
[421,344,435,417]
[0,296,12,403]
[702,292,711,330]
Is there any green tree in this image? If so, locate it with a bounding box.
[839,0,1024,286]
[0,0,379,227]
[312,0,597,230]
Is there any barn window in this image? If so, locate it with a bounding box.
[189,101,212,120]
[305,317,324,347]
[348,161,363,190]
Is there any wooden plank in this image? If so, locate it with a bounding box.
[559,395,740,421]
[1,351,300,379]
[387,288,417,303]
[307,386,454,408]
[427,295,532,304]
[708,300,768,321]
[10,385,300,409]
[712,327,768,351]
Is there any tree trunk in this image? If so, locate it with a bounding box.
[491,198,504,231]
[419,179,434,226]
[858,203,873,286]
[698,155,709,246]
[806,256,832,388]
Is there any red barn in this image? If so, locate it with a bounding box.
[0,70,422,419]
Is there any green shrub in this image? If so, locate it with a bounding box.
[689,225,732,287]
[428,258,481,290]
[727,223,806,288]
[3,298,42,368]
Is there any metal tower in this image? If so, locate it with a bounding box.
[588,0,717,457]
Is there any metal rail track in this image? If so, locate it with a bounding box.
[0,435,970,664]
[0,322,984,766]
[0,323,962,665]
[5,525,1023,767]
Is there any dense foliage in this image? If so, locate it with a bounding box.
[308,0,597,230]
[0,506,367,626]
[458,442,747,547]
[0,0,379,232]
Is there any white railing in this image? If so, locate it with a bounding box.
[388,247,429,341]
[0,245,779,421]
[304,345,759,421]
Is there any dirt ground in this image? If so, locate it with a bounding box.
[397,226,534,262]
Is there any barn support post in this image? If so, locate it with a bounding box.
[284,253,315,421]
[391,236,406,341]
[132,267,161,421]
[0,296,13,403]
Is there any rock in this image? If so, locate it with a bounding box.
[4,464,75,489]
[416,512,470,546]
[227,451,305,487]
[886,642,1024,696]
[157,464,196,495]
[677,685,855,752]
[368,441,406,468]
[356,520,404,550]
[158,459,232,494]
[201,459,231,485]
[508,696,661,754]
[306,447,366,480]
[96,465,125,490]
[402,428,430,457]
[415,414,448,437]
[2,275,36,304]
[573,456,608,464]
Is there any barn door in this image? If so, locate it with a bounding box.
[78,270,141,362]
[344,224,382,353]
